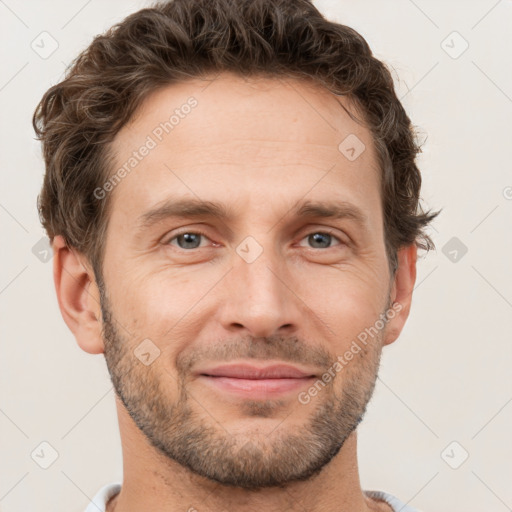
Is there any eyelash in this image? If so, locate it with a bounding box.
[164,229,346,250]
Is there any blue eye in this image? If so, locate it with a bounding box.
[168,232,209,250]
[301,232,343,249]
[165,230,344,251]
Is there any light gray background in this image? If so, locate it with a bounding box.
[1,1,511,511]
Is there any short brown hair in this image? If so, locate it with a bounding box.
[33,0,439,280]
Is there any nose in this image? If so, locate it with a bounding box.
[218,243,302,339]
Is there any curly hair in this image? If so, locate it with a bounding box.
[33,0,439,279]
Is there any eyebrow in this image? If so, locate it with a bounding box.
[136,197,368,232]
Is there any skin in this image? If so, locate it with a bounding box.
[53,72,417,512]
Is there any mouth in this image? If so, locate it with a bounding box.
[196,363,317,398]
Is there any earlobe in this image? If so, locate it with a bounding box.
[383,244,417,346]
[52,235,105,354]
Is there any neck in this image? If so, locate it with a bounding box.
[107,398,383,512]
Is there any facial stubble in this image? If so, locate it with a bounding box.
[99,286,386,490]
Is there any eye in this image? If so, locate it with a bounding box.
[298,231,344,249]
[164,229,346,252]
[166,231,211,250]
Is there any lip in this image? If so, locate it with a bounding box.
[197,363,317,379]
[196,363,317,399]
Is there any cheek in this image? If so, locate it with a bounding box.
[105,240,389,350]
[107,264,218,347]
[298,266,389,348]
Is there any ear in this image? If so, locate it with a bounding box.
[382,243,417,346]
[52,235,105,354]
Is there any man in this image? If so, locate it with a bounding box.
[33,0,439,510]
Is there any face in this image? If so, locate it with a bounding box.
[98,72,396,489]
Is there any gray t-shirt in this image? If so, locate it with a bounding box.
[85,482,423,511]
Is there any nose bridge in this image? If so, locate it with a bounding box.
[220,234,299,337]
[239,239,283,300]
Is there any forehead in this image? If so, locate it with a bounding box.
[114,72,373,157]
[106,72,381,229]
